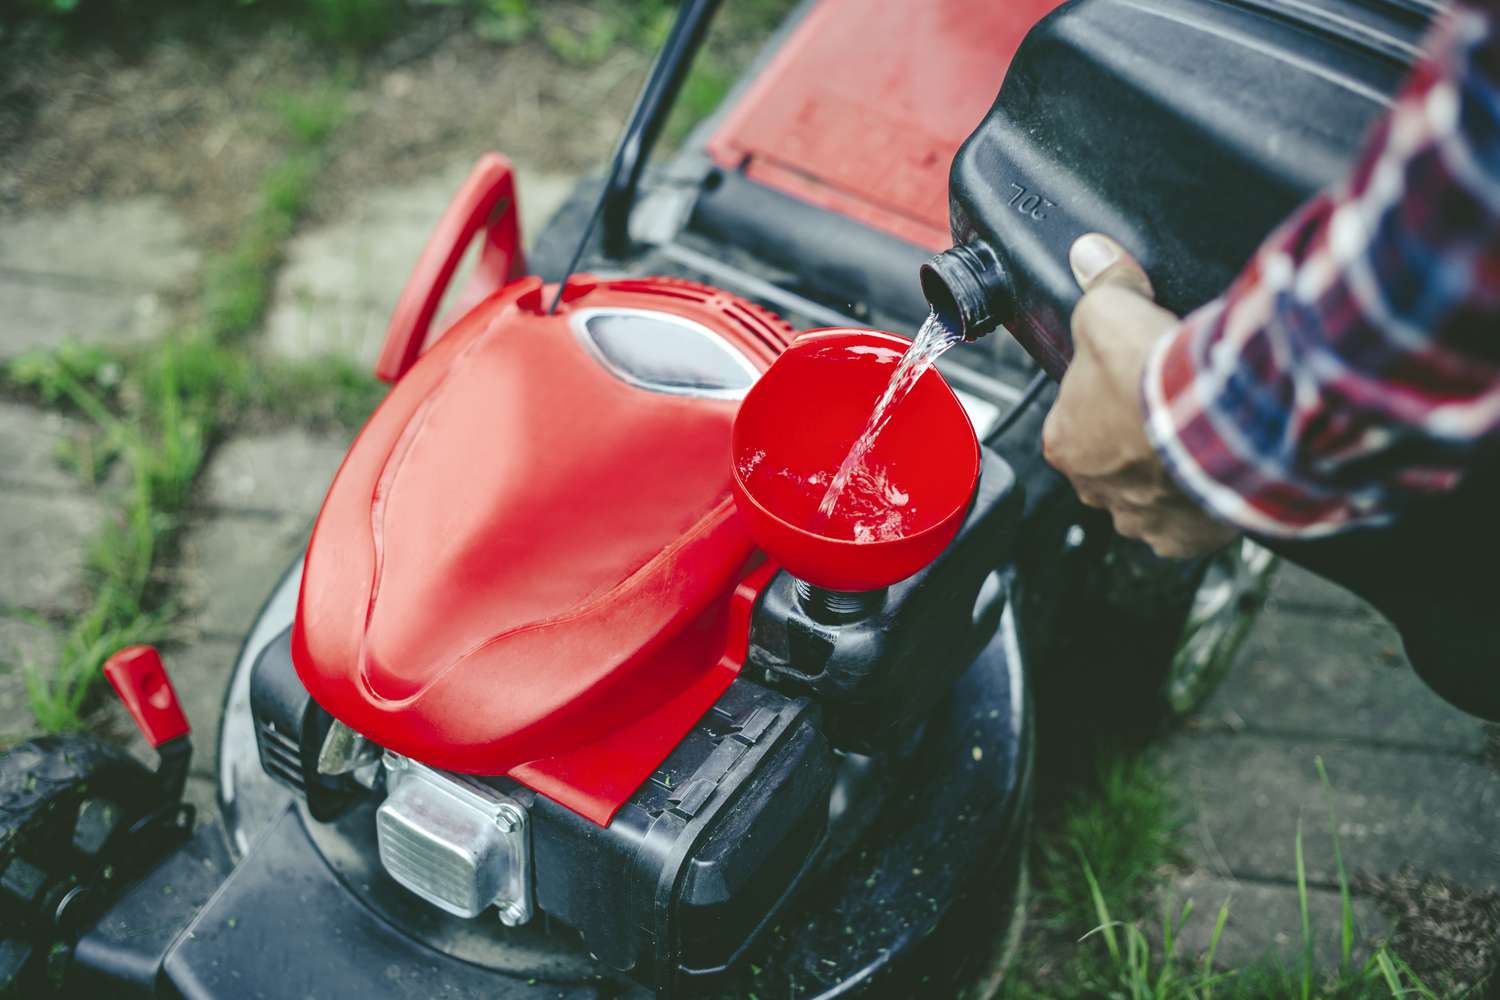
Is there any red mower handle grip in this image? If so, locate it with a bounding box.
[104,645,190,748]
[376,153,528,383]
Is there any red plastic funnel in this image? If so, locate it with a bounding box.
[731,329,980,592]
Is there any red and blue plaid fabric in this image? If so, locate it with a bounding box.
[1143,4,1500,538]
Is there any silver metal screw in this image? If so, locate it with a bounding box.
[497,901,527,927]
[494,803,523,833]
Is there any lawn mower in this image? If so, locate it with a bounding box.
[1,0,1473,997]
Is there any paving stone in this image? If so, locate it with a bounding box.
[515,169,579,244]
[0,196,200,289]
[1198,610,1487,755]
[179,772,219,821]
[272,210,440,315]
[177,512,309,639]
[1267,562,1376,618]
[1168,733,1500,891]
[160,638,241,777]
[0,277,168,359]
[0,491,102,611]
[0,617,58,742]
[202,429,353,517]
[262,160,576,365]
[0,401,87,490]
[262,292,391,369]
[1160,871,1391,970]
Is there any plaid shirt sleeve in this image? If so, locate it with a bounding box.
[1141,4,1500,539]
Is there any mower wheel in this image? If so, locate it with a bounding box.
[0,734,171,997]
[1037,525,1276,746]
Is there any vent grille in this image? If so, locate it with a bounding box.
[377,812,484,913]
[374,759,533,923]
[257,721,305,791]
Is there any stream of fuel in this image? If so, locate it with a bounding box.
[813,311,964,539]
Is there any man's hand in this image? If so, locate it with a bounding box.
[1041,234,1238,559]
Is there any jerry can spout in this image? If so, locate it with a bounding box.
[919,240,1013,342]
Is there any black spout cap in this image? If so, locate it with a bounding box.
[920,241,1014,342]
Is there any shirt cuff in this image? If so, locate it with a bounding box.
[1140,309,1365,540]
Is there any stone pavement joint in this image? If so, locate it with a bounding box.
[200,427,354,517]
[177,511,315,642]
[1171,731,1500,890]
[178,428,353,641]
[263,159,576,367]
[0,197,200,289]
[1195,609,1488,756]
[1159,871,1390,970]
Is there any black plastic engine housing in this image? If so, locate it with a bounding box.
[745,447,1020,752]
[246,624,835,995]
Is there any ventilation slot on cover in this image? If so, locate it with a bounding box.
[572,308,758,398]
[258,721,305,791]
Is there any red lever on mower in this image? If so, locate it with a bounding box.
[375,153,528,383]
[103,645,190,748]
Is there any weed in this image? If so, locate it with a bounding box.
[6,85,349,731]
[203,87,347,342]
[1037,749,1181,929]
[239,355,385,431]
[7,342,122,411]
[297,0,406,51]
[472,0,535,44]
[4,0,407,52]
[1004,756,1447,1000]
[273,82,352,147]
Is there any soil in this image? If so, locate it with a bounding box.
[0,11,651,252]
[316,31,640,219]
[1364,868,1500,994]
[1,26,311,243]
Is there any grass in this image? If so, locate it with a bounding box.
[2,84,356,733]
[465,0,794,145]
[1037,751,1182,929]
[1002,753,1457,1000]
[4,0,409,52]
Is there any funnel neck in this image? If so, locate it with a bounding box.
[792,579,887,624]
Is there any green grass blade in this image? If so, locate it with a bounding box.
[1295,816,1312,1000]
[1131,925,1152,1000]
[1080,853,1121,962]
[1155,898,1191,999]
[1152,899,1188,1000]
[1202,900,1230,1000]
[1375,950,1404,995]
[1315,757,1354,969]
[1389,954,1442,999]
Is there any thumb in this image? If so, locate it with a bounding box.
[1070,233,1154,301]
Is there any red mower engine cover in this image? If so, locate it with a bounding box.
[293,275,792,825]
